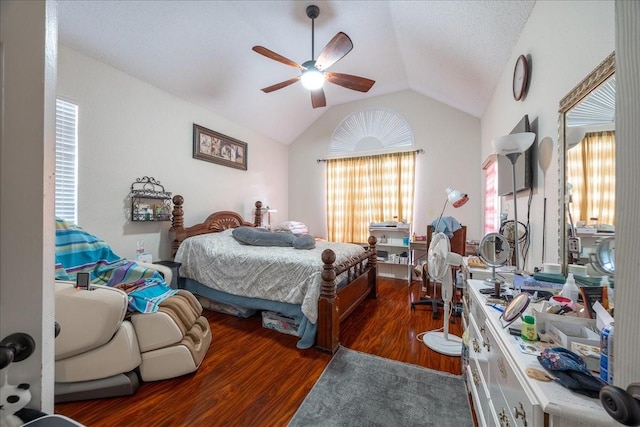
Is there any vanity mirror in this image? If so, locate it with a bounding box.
[478,232,511,288]
[558,52,615,273]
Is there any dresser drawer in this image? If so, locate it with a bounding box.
[490,347,538,426]
[468,287,487,328]
[466,362,496,427]
[469,316,490,384]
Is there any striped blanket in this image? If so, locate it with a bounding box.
[55,218,177,313]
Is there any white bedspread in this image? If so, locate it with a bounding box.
[174,229,366,323]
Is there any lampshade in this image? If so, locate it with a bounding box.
[300,62,325,90]
[446,188,469,208]
[491,132,536,156]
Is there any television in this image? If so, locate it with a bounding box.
[497,114,536,196]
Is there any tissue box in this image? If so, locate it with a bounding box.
[534,309,599,348]
[261,311,300,336]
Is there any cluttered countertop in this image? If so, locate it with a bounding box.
[465,279,618,426]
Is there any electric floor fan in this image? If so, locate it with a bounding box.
[422,232,464,356]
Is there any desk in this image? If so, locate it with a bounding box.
[464,280,616,426]
[464,258,515,284]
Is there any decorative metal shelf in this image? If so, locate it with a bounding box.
[130,176,172,222]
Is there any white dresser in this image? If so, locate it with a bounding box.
[463,279,618,427]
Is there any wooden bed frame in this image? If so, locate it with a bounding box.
[168,195,378,354]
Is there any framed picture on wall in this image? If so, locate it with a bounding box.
[193,124,247,171]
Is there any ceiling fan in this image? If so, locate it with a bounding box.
[252,4,375,109]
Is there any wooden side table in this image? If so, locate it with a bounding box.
[153,260,181,288]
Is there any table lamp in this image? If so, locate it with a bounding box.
[491,132,535,273]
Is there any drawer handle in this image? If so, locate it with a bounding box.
[483,336,491,352]
[498,357,508,379]
[473,339,480,353]
[514,402,528,426]
[471,367,480,387]
[499,408,511,427]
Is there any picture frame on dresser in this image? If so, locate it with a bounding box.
[193,123,247,171]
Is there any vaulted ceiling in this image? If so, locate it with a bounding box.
[57,0,536,145]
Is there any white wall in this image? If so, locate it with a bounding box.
[288,90,481,241]
[481,1,615,271]
[57,46,289,261]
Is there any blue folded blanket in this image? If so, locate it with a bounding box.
[55,218,177,313]
[430,216,461,238]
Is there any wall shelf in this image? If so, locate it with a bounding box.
[129,176,172,222]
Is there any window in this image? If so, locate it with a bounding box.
[483,156,499,234]
[566,130,615,225]
[326,151,416,243]
[55,99,78,223]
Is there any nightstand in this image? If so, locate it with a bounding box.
[153,260,181,288]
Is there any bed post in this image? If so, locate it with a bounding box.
[254,201,263,227]
[317,249,339,354]
[368,235,378,298]
[169,195,186,258]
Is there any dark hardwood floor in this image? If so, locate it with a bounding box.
[55,278,467,426]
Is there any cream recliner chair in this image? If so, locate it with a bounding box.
[54,264,212,403]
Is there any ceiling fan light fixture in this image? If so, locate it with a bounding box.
[301,62,325,90]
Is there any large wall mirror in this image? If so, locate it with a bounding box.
[558,52,615,274]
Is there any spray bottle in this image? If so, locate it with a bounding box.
[561,273,580,305]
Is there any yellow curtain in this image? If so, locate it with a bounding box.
[566,131,615,225]
[326,151,415,243]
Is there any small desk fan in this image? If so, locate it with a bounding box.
[422,232,464,356]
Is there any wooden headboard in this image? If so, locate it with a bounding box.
[169,195,263,257]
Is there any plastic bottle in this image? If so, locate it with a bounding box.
[521,315,537,341]
[601,276,613,307]
[561,273,580,305]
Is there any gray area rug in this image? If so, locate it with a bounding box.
[289,347,473,426]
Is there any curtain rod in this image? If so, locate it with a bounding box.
[316,149,424,163]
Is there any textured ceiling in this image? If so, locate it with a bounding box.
[57,0,535,145]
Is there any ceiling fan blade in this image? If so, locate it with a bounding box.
[315,32,353,71]
[261,77,300,93]
[326,72,375,92]
[311,89,326,109]
[252,46,305,70]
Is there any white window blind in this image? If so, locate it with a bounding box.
[483,157,499,235]
[55,99,78,223]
